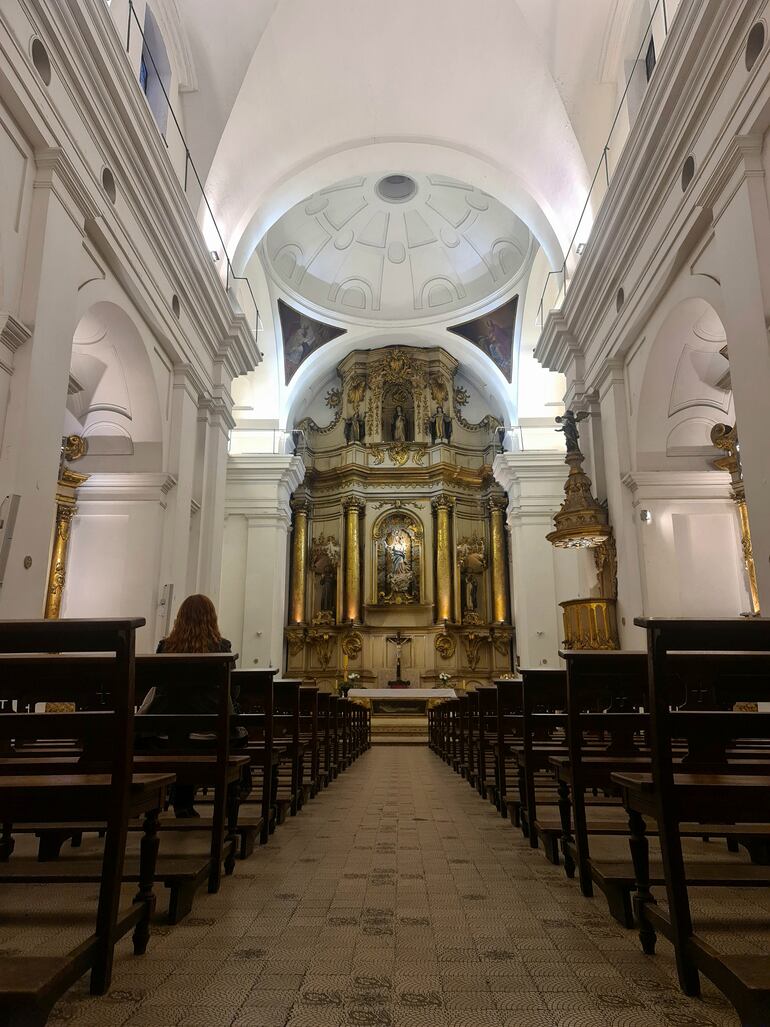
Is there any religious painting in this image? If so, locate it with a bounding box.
[447,296,518,381]
[373,511,422,605]
[278,299,346,385]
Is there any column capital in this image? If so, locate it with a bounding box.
[0,312,31,364]
[431,495,455,512]
[34,147,101,228]
[291,497,311,516]
[486,495,508,514]
[343,495,366,512]
[698,134,765,223]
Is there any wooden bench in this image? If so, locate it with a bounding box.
[0,617,173,1023]
[274,680,304,819]
[493,679,523,821]
[232,668,279,845]
[613,618,770,1024]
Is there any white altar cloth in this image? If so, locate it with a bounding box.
[347,688,456,700]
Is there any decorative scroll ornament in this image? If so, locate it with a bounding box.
[63,435,88,461]
[306,628,334,669]
[412,447,426,466]
[369,445,385,465]
[388,443,410,466]
[341,631,363,659]
[547,411,610,548]
[462,631,489,670]
[435,631,456,659]
[490,627,514,656]
[286,627,306,656]
[325,387,341,409]
[295,407,342,435]
[347,375,367,407]
[429,375,449,404]
[593,532,618,600]
[454,385,470,408]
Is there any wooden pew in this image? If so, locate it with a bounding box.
[493,678,523,821]
[2,652,248,919]
[612,618,770,1023]
[273,680,303,818]
[232,668,279,845]
[0,618,173,1023]
[317,692,332,787]
[475,687,499,803]
[300,686,320,799]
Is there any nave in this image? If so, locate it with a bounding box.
[27,746,740,1027]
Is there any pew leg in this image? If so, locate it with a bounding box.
[36,829,70,861]
[132,807,160,956]
[0,822,15,861]
[739,836,770,865]
[557,780,575,878]
[627,810,656,956]
[167,879,197,924]
[224,788,239,876]
[603,883,634,928]
[726,836,739,854]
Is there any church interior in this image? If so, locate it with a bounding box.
[2,0,770,1024]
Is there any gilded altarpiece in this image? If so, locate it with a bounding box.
[286,345,514,689]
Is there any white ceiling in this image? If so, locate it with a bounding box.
[262,173,534,326]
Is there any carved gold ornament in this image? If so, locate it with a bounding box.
[306,628,334,669]
[325,387,342,409]
[435,632,456,659]
[286,628,306,656]
[365,347,430,436]
[412,447,426,466]
[462,631,489,670]
[370,445,385,465]
[457,536,487,574]
[63,435,88,462]
[389,443,410,466]
[454,385,469,408]
[490,628,513,656]
[347,375,367,407]
[429,375,449,404]
[341,631,363,659]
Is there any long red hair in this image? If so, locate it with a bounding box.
[163,594,222,653]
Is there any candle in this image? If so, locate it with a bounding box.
[342,652,349,675]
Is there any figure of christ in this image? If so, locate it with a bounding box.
[386,630,413,682]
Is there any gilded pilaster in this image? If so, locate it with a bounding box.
[488,496,509,624]
[44,436,89,619]
[289,499,310,624]
[432,496,454,622]
[343,497,364,623]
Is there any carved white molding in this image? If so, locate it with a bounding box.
[0,313,31,375]
[622,469,733,502]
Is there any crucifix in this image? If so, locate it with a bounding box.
[386,629,412,682]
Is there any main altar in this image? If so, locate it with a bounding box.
[284,345,515,690]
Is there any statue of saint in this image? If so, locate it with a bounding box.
[344,411,365,444]
[429,405,452,444]
[319,571,336,612]
[463,572,478,614]
[555,410,588,454]
[391,404,409,442]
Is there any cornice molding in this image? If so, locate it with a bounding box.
[226,455,306,495]
[622,469,733,501]
[77,471,177,504]
[698,133,765,222]
[34,146,101,226]
[0,312,32,363]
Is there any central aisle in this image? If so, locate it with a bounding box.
[54,747,737,1026]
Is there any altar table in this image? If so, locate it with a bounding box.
[347,687,456,715]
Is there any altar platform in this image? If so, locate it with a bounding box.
[347,687,455,719]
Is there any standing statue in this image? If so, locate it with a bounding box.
[463,572,478,614]
[344,411,365,444]
[555,410,589,454]
[429,405,452,444]
[391,404,409,442]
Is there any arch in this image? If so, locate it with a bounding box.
[635,295,731,470]
[371,509,424,606]
[67,300,164,472]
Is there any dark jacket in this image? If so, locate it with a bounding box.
[141,637,236,717]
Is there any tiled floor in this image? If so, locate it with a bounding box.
[33,746,749,1025]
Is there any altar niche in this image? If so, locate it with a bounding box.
[382,383,414,442]
[373,510,423,605]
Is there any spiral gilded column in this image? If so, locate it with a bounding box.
[488,496,510,624]
[343,497,364,623]
[432,495,454,623]
[289,498,309,625]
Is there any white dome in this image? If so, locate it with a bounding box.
[260,173,534,326]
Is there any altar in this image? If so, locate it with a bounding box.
[347,687,455,715]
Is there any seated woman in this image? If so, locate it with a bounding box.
[139,593,246,817]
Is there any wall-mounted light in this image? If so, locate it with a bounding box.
[640,509,652,524]
[210,250,220,262]
[576,243,587,255]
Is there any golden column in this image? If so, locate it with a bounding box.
[45,436,89,619]
[289,498,310,625]
[432,496,454,623]
[712,422,760,615]
[488,496,510,624]
[343,497,364,623]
